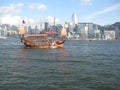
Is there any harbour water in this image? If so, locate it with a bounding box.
[0,37,120,90]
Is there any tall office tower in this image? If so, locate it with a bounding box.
[44,22,49,31]
[95,26,101,39]
[72,12,78,26]
[84,24,89,39]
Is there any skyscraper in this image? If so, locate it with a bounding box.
[72,12,78,26]
[84,24,89,39]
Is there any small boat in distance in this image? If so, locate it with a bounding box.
[88,38,96,41]
[20,26,66,48]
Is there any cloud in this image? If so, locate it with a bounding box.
[0,15,60,26]
[0,3,24,15]
[0,15,59,25]
[0,2,60,27]
[45,16,60,24]
[80,0,92,5]
[17,3,24,7]
[23,17,35,26]
[0,3,24,26]
[19,16,60,28]
[86,3,120,21]
[29,3,47,11]
[23,16,60,26]
[0,14,22,25]
[0,15,39,27]
[10,3,24,7]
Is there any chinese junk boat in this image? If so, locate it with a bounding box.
[20,26,66,48]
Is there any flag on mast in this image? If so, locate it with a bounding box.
[22,20,25,24]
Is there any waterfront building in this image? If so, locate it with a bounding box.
[77,23,86,39]
[55,24,63,35]
[77,23,95,40]
[67,23,74,39]
[114,27,120,39]
[67,32,71,39]
[104,30,115,40]
[0,27,3,36]
[28,26,32,34]
[88,23,95,38]
[84,24,89,40]
[7,31,17,36]
[0,26,8,37]
[44,22,50,31]
[95,26,101,40]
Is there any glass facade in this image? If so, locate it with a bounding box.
[77,23,95,39]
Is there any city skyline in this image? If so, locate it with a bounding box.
[0,0,120,26]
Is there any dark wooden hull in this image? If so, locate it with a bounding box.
[21,34,65,48]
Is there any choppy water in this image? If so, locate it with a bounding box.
[0,37,120,90]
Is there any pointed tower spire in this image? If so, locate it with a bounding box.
[72,12,78,25]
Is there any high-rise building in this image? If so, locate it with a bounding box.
[104,30,115,40]
[77,23,95,39]
[72,12,78,26]
[44,22,50,31]
[84,24,89,39]
[114,27,120,39]
[95,26,101,39]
